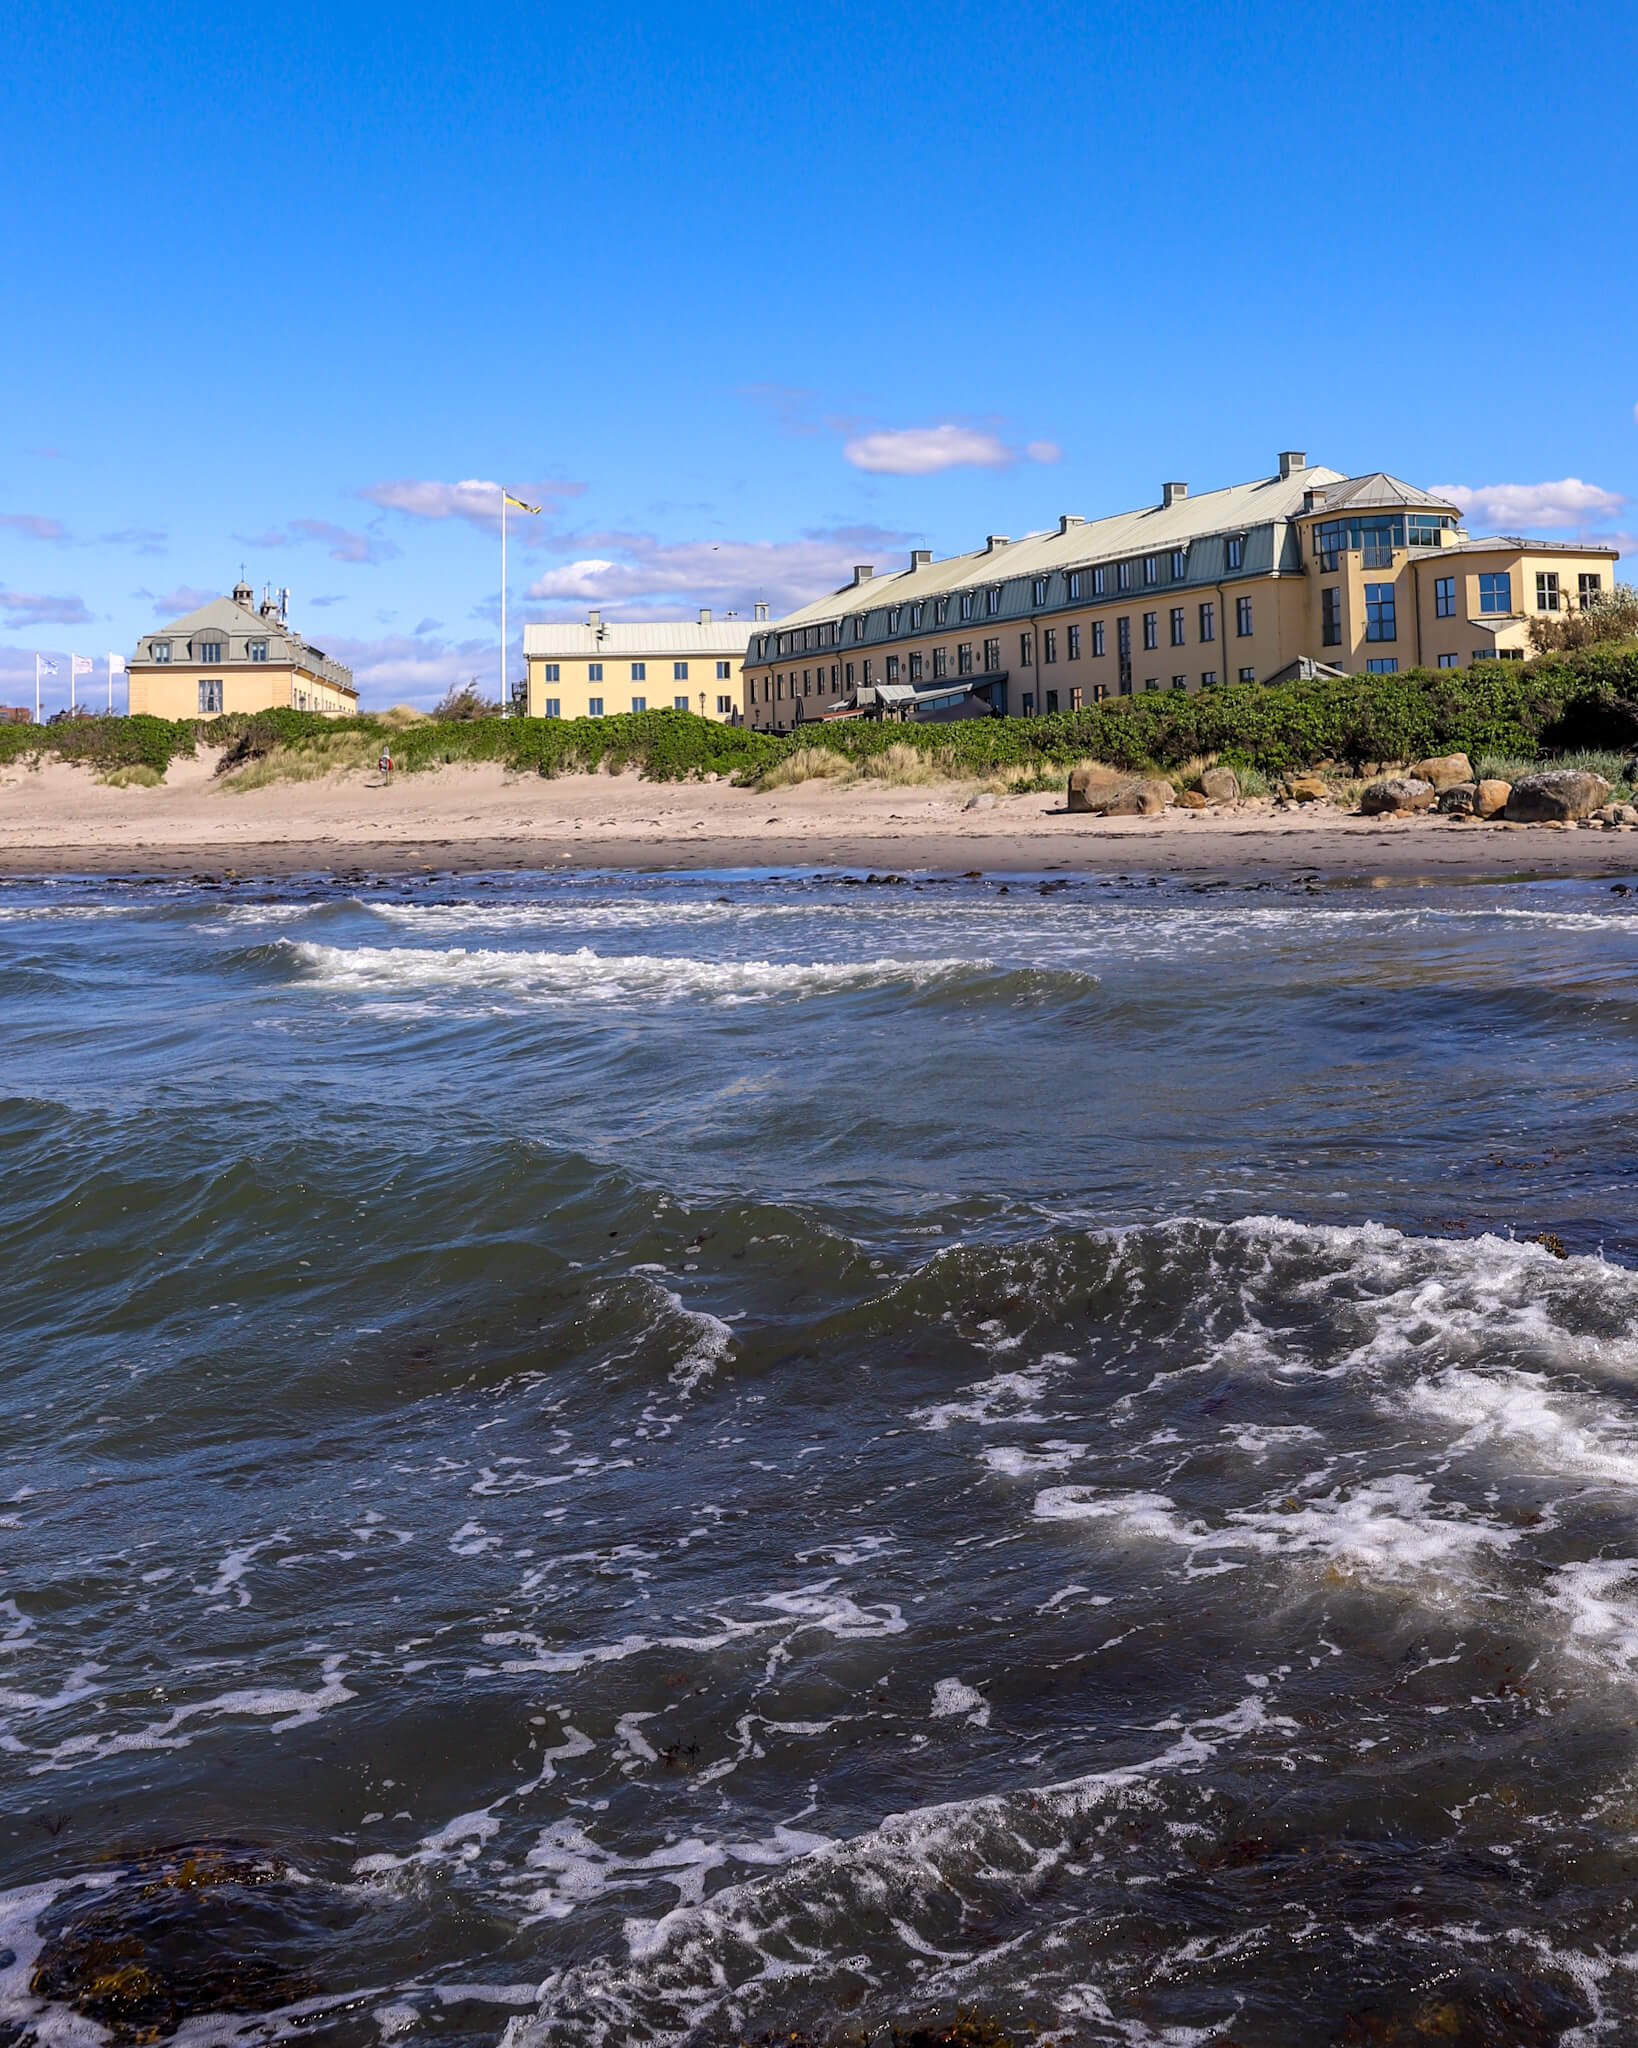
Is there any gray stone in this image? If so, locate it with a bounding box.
[1066,763,1126,813]
[1505,770,1611,824]
[1199,766,1240,802]
[963,792,996,812]
[1437,782,1478,816]
[1359,775,1437,816]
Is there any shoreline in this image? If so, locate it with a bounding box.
[4,757,1638,886]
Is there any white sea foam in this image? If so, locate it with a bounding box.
[1404,1366,1638,1485]
[280,940,1002,1006]
[930,1677,990,1727]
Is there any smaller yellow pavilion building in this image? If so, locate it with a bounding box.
[521,608,765,722]
[127,581,357,719]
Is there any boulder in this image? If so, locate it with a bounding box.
[963,792,996,812]
[1176,788,1209,809]
[1411,752,1473,793]
[1359,776,1437,816]
[1066,763,1126,813]
[1437,782,1478,816]
[1287,776,1329,803]
[1474,778,1511,818]
[1103,778,1173,818]
[1505,770,1611,823]
[1199,766,1240,802]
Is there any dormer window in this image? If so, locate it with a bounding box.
[1170,550,1187,579]
[935,598,949,625]
[960,592,975,621]
[1225,536,1244,572]
[247,638,268,662]
[911,602,924,629]
[986,586,1001,616]
[197,639,223,663]
[151,640,171,663]
[889,606,902,632]
[1143,556,1158,585]
[1033,577,1048,605]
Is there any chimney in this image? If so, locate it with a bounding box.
[984,535,1011,553]
[910,549,932,570]
[1162,482,1187,508]
[1278,450,1306,479]
[754,602,769,622]
[852,564,875,586]
[587,609,602,631]
[1058,514,1085,533]
[697,607,712,626]
[1303,488,1320,514]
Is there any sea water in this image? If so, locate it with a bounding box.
[4,867,1638,2044]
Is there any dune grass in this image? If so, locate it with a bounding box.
[99,763,165,789]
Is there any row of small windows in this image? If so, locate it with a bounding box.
[540,694,740,719]
[152,638,268,664]
[1322,569,1608,647]
[537,659,733,684]
[1312,513,1457,571]
[757,541,1252,660]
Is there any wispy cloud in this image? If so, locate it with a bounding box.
[1433,477,1626,531]
[319,629,494,709]
[98,526,168,555]
[0,586,94,628]
[136,584,217,617]
[842,424,1061,476]
[0,512,68,542]
[360,476,586,537]
[307,594,348,608]
[237,519,399,564]
[525,524,915,615]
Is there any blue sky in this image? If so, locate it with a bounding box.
[3,0,1634,711]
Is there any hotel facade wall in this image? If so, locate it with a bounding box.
[743,523,1618,734]
[522,654,745,722]
[127,665,357,719]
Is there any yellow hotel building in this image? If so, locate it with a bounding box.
[742,453,1620,731]
[522,608,767,722]
[127,581,357,719]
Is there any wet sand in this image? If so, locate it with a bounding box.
[2,754,1636,883]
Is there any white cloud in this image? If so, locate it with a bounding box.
[524,525,914,616]
[0,512,67,542]
[360,476,585,535]
[237,520,398,564]
[318,630,495,710]
[0,587,94,628]
[137,585,216,617]
[1433,477,1626,531]
[842,425,1060,476]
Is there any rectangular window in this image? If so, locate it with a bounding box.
[1437,654,1460,669]
[1033,578,1048,605]
[247,638,267,662]
[932,647,947,678]
[1236,596,1253,636]
[631,661,646,681]
[1170,606,1186,646]
[1478,572,1511,614]
[198,679,223,714]
[588,662,603,682]
[673,694,689,710]
[1321,587,1342,646]
[889,607,902,632]
[1092,620,1105,657]
[956,642,973,675]
[1117,617,1131,657]
[1067,624,1081,660]
[984,638,1001,671]
[1364,584,1396,641]
[1071,686,1083,709]
[1143,555,1158,585]
[1434,576,1455,619]
[631,695,646,712]
[935,598,950,625]
[911,602,924,630]
[845,662,855,686]
[1201,669,1217,688]
[1022,693,1035,716]
[1145,678,1159,692]
[1579,572,1604,609]
[1238,666,1256,683]
[1117,561,1132,592]
[152,640,171,662]
[909,652,923,681]
[863,659,874,684]
[1092,566,1106,597]
[674,661,689,680]
[986,587,1001,615]
[1142,611,1158,650]
[1119,678,1132,696]
[588,696,604,716]
[885,656,899,682]
[1019,632,1033,666]
[1366,658,1398,674]
[960,592,974,621]
[716,660,731,679]
[716,694,733,714]
[1536,571,1561,612]
[1170,549,1186,579]
[544,697,561,717]
[1043,628,1057,663]
[1226,537,1243,571]
[197,640,223,663]
[855,614,868,640]
[543,662,561,682]
[1045,689,1059,713]
[1068,571,1082,600]
[1198,601,1215,643]
[1171,675,1187,691]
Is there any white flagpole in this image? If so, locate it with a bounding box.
[34,654,41,725]
[70,656,77,715]
[499,486,508,718]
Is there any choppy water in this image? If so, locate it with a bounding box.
[6,866,1638,2045]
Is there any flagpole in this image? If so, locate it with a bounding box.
[70,655,76,716]
[499,487,507,718]
[34,654,41,726]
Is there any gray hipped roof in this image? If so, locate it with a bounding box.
[134,592,354,691]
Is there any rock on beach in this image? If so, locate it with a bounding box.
[1359,776,1437,816]
[1504,771,1611,824]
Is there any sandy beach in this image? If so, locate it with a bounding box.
[3,750,1636,882]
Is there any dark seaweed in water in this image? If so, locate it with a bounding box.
[30,1847,349,2037]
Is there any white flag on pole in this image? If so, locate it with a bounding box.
[38,657,59,678]
[71,656,94,677]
